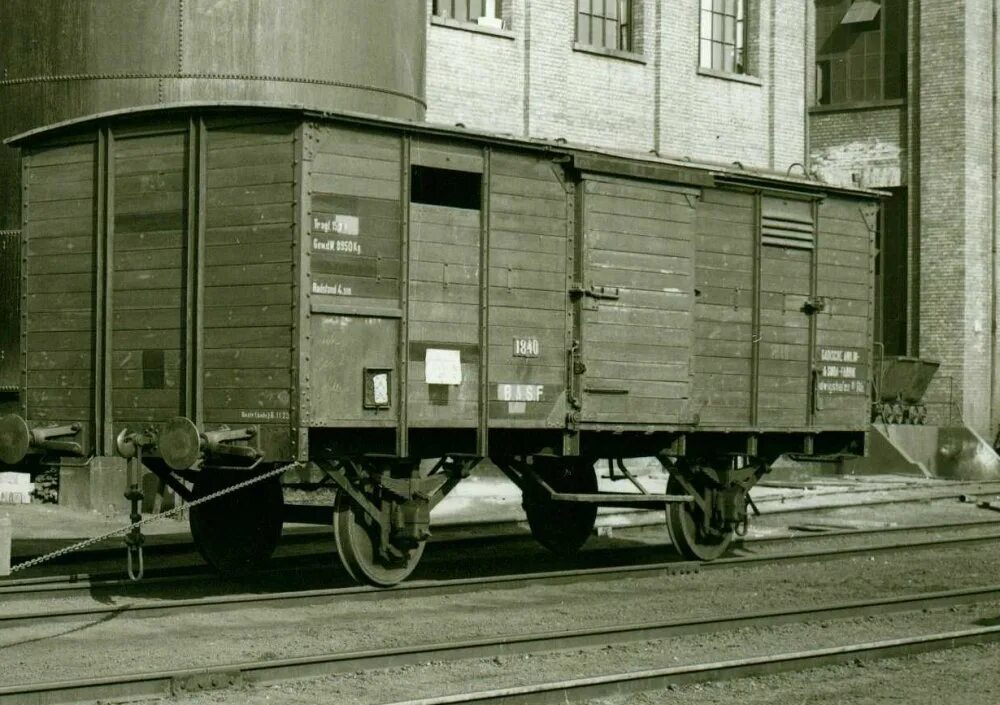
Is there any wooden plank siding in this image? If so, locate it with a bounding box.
[488,150,568,425]
[202,122,296,426]
[579,176,695,424]
[23,141,97,431]
[691,188,755,425]
[111,131,187,423]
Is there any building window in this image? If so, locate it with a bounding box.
[576,0,633,52]
[433,0,502,24]
[700,0,747,74]
[815,0,907,106]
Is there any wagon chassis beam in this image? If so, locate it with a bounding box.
[495,456,694,509]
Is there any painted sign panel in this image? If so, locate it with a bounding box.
[816,347,868,395]
[495,383,547,415]
[309,194,400,301]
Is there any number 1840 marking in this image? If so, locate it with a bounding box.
[513,337,540,358]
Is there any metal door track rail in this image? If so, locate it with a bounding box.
[3,585,1000,705]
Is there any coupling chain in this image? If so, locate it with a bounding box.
[9,461,301,574]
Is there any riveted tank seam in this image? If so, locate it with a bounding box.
[177,0,186,75]
[0,73,428,109]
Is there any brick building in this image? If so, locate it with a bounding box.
[424,0,812,172]
[809,0,1000,436]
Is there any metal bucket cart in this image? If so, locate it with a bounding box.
[873,356,940,424]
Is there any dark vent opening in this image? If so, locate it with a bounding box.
[411,165,481,210]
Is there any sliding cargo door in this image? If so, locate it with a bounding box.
[756,196,816,428]
[576,176,695,425]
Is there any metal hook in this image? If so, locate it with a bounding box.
[127,544,144,581]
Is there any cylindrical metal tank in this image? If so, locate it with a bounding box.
[0,0,428,228]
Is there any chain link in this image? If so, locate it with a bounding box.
[10,462,301,574]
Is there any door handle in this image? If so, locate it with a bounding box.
[570,283,620,301]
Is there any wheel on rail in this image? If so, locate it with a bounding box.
[665,474,734,561]
[523,459,599,556]
[189,469,284,574]
[333,489,426,587]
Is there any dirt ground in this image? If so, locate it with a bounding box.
[3,541,1000,696]
[146,604,1000,705]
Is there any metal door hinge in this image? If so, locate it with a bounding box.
[568,340,586,376]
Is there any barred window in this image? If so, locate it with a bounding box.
[699,0,747,74]
[576,0,633,52]
[433,0,502,24]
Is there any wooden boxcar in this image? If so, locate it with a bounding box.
[0,105,879,585]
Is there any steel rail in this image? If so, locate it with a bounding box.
[3,529,1000,629]
[383,626,1000,705]
[2,516,998,600]
[3,584,1000,705]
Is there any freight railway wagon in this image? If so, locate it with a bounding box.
[0,105,878,586]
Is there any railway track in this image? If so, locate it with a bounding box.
[9,478,1000,574]
[3,526,1000,629]
[381,627,1000,705]
[3,583,1000,705]
[3,516,999,602]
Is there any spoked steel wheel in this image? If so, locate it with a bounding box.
[333,489,425,587]
[523,460,599,556]
[665,474,734,561]
[189,469,284,574]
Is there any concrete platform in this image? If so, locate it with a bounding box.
[858,424,1000,480]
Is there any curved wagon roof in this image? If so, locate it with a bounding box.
[5,100,883,199]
